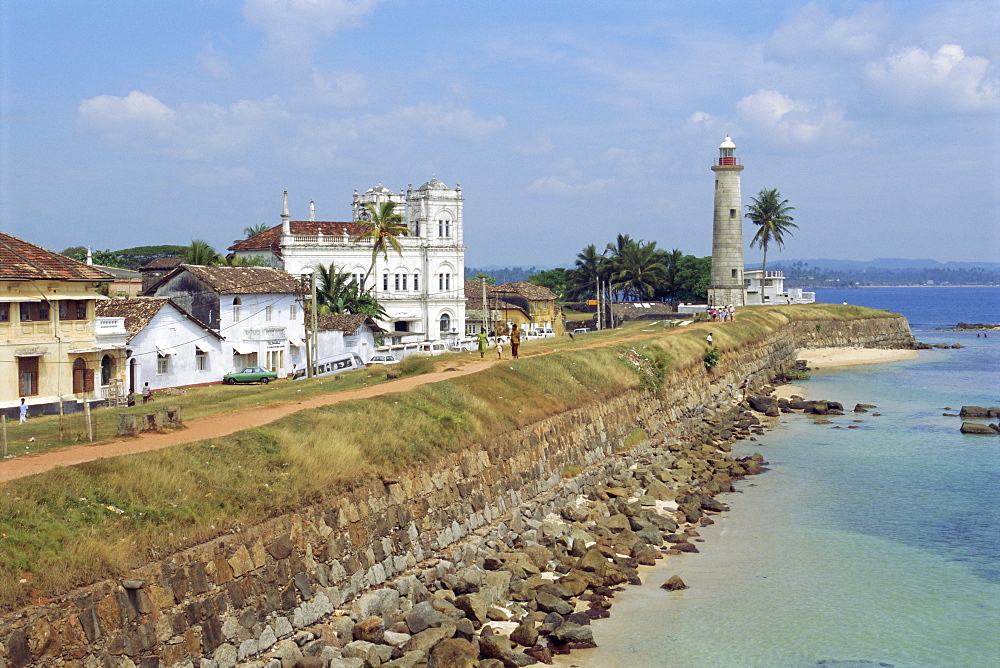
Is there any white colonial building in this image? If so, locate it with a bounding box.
[744,270,815,305]
[229,177,466,346]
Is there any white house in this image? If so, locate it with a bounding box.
[229,177,466,346]
[744,270,816,305]
[315,314,384,363]
[96,298,224,393]
[143,265,305,377]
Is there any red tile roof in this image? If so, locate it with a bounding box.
[144,265,302,296]
[490,281,557,301]
[96,297,222,342]
[316,313,385,334]
[0,232,114,281]
[228,221,371,251]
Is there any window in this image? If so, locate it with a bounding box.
[383,274,389,291]
[440,313,451,334]
[18,356,39,396]
[401,274,408,290]
[196,349,208,371]
[0,303,8,322]
[731,269,738,278]
[444,273,451,290]
[100,355,114,386]
[394,274,401,291]
[19,302,49,322]
[290,304,297,320]
[59,300,88,320]
[157,354,169,375]
[72,358,94,394]
[233,297,242,323]
[730,208,736,218]
[439,274,443,291]
[265,305,273,321]
[413,274,419,291]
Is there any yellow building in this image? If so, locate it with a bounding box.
[1,232,128,418]
[488,282,564,336]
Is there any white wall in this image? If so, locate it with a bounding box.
[128,305,223,391]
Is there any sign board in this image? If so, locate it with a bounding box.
[587,299,598,306]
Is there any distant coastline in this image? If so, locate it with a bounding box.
[804,284,1000,289]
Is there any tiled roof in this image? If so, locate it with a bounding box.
[228,221,370,251]
[140,256,183,271]
[147,265,302,296]
[96,297,221,342]
[0,232,114,281]
[490,281,557,301]
[93,265,141,279]
[316,313,385,334]
[464,280,528,317]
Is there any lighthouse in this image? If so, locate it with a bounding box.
[708,135,746,308]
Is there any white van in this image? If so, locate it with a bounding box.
[291,352,365,380]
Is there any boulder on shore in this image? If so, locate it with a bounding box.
[960,406,1000,418]
[960,422,998,435]
[660,575,688,591]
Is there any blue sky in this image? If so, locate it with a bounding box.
[2,0,998,267]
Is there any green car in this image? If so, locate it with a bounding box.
[222,366,278,385]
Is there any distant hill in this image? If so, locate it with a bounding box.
[758,259,1000,287]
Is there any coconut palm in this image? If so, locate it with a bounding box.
[316,264,388,319]
[183,239,219,266]
[566,244,606,301]
[609,240,666,301]
[356,201,408,286]
[243,223,269,239]
[745,189,797,277]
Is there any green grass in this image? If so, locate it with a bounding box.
[0,305,900,610]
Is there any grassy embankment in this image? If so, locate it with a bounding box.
[0,304,895,611]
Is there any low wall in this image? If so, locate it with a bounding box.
[0,316,913,667]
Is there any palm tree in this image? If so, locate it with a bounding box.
[243,223,269,239]
[566,244,606,301]
[356,201,408,287]
[316,264,388,319]
[183,240,219,266]
[745,189,797,277]
[609,240,666,301]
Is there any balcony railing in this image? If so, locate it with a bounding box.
[96,317,127,335]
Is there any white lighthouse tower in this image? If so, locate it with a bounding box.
[708,135,746,308]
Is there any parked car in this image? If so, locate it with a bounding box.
[223,367,278,384]
[291,353,366,379]
[366,354,398,366]
[572,328,592,335]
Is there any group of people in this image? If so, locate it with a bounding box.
[709,304,736,322]
[476,324,522,360]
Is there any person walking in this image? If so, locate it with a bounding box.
[496,338,504,360]
[706,332,713,345]
[18,398,28,424]
[476,328,488,358]
[510,324,521,359]
[142,382,152,404]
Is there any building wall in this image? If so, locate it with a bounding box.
[217,294,304,377]
[127,307,224,393]
[0,280,107,412]
[709,163,746,307]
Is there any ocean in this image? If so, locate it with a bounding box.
[571,287,1000,667]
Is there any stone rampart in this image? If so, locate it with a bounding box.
[0,316,912,667]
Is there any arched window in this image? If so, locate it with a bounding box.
[101,354,114,386]
[72,357,93,394]
[439,313,451,336]
[233,297,242,323]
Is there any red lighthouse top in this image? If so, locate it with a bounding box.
[718,135,738,166]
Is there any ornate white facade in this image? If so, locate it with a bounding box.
[230,177,466,344]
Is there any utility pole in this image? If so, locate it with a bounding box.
[596,278,602,330]
[311,272,319,373]
[481,277,488,335]
[301,272,313,378]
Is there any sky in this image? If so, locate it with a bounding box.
[1,1,998,268]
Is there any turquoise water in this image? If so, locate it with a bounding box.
[575,288,1000,667]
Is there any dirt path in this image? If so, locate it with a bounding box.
[0,331,666,483]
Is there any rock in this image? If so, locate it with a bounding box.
[355,587,402,620]
[406,600,448,634]
[342,640,381,665]
[427,637,479,668]
[352,616,385,644]
[960,422,998,435]
[748,395,777,415]
[535,591,573,616]
[404,622,458,655]
[549,621,596,647]
[660,575,688,591]
[960,406,1000,418]
[509,618,539,647]
[479,634,536,667]
[293,658,325,668]
[454,593,489,626]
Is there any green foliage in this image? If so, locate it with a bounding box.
[783,368,811,381]
[746,188,797,276]
[527,268,569,298]
[704,347,720,369]
[474,272,497,285]
[356,201,407,284]
[243,223,270,239]
[62,245,186,270]
[316,264,388,318]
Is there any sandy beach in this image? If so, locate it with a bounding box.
[794,346,918,369]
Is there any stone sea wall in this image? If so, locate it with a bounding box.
[0,316,913,667]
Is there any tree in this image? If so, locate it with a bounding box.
[356,201,408,286]
[565,244,606,301]
[659,248,685,305]
[315,264,388,319]
[474,272,497,285]
[528,268,570,300]
[674,255,712,303]
[745,189,797,277]
[243,223,270,239]
[608,240,666,301]
[183,240,220,266]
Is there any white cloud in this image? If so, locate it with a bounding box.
[767,2,890,60]
[865,44,999,113]
[736,89,860,145]
[242,0,383,50]
[309,69,368,108]
[367,104,507,141]
[77,91,288,160]
[197,43,233,79]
